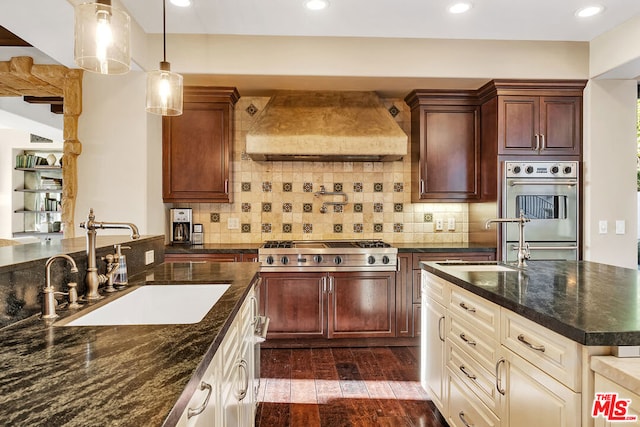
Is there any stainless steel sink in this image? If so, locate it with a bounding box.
[436,262,517,272]
[56,284,230,326]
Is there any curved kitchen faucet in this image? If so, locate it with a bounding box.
[485,210,531,268]
[42,254,79,319]
[80,208,140,300]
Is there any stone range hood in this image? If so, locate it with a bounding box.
[245,91,408,162]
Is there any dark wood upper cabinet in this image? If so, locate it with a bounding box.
[405,90,481,202]
[478,80,586,157]
[162,87,239,203]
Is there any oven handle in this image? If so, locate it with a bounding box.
[508,180,577,186]
[510,244,578,251]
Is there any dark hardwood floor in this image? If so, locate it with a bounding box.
[256,346,448,427]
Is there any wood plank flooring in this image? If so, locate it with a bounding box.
[256,346,448,427]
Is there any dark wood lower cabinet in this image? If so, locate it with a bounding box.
[261,271,396,340]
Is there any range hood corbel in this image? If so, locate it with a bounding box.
[245,91,408,162]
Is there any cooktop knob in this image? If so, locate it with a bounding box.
[564,165,573,174]
[265,256,274,265]
[382,256,390,264]
[280,256,289,265]
[313,255,323,263]
[525,165,534,174]
[551,165,559,174]
[512,165,521,174]
[334,256,343,265]
[367,256,376,264]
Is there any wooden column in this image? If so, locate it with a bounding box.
[62,69,83,238]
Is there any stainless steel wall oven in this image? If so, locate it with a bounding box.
[502,161,579,261]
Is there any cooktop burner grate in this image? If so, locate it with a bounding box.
[262,240,293,248]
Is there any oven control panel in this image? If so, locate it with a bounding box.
[505,161,578,179]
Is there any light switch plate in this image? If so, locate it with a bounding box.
[447,218,456,231]
[616,220,625,235]
[228,218,240,229]
[598,220,607,234]
[145,250,154,265]
[435,219,443,231]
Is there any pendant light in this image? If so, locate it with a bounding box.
[74,0,131,75]
[146,0,184,116]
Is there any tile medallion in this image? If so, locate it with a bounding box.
[303,203,313,213]
[282,203,293,213]
[388,105,400,118]
[374,203,384,213]
[283,223,292,233]
[394,182,404,192]
[333,205,344,213]
[241,182,251,192]
[353,182,363,192]
[394,203,403,213]
[353,203,363,213]
[303,223,313,233]
[394,223,404,233]
[424,213,433,222]
[353,223,363,233]
[283,182,293,192]
[210,213,220,223]
[333,224,343,233]
[303,182,313,192]
[374,182,384,192]
[241,203,251,212]
[261,223,272,233]
[262,181,272,192]
[245,103,259,116]
[333,183,343,192]
[373,223,383,233]
[262,202,272,213]
[241,223,251,233]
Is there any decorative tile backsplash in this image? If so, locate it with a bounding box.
[179,96,469,244]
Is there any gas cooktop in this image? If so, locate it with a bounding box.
[261,240,392,249]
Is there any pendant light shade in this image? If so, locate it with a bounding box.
[74,0,131,75]
[146,61,183,116]
[146,0,183,116]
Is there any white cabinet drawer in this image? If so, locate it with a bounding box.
[501,309,581,392]
[450,286,500,341]
[449,312,500,374]
[422,271,450,307]
[447,368,501,427]
[447,340,503,415]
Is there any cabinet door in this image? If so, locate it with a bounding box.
[497,95,539,154]
[416,105,480,201]
[328,271,396,338]
[176,353,220,427]
[163,88,237,203]
[396,253,413,337]
[422,296,446,413]
[539,96,581,155]
[260,272,326,339]
[502,348,580,427]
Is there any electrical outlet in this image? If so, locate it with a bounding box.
[616,220,626,235]
[447,218,456,231]
[435,219,443,231]
[598,220,608,234]
[145,250,154,265]
[228,218,240,229]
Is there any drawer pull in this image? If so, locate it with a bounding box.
[459,333,476,347]
[459,365,477,380]
[495,358,506,395]
[459,411,474,427]
[459,302,476,313]
[517,334,546,352]
[437,316,445,342]
[187,381,213,418]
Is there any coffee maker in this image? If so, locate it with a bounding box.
[170,208,192,244]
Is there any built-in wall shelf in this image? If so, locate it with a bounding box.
[14,188,62,193]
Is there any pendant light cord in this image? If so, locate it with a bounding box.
[162,0,167,63]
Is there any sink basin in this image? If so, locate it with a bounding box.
[436,262,517,272]
[59,284,230,326]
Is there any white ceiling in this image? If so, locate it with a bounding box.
[121,0,640,42]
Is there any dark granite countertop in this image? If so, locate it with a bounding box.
[0,261,260,427]
[422,260,640,347]
[164,242,496,254]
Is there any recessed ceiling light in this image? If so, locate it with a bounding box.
[305,0,329,11]
[170,0,191,7]
[575,5,605,18]
[449,2,473,14]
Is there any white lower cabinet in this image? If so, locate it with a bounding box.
[177,284,257,427]
[421,271,583,427]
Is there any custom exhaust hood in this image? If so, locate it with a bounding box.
[245,91,408,162]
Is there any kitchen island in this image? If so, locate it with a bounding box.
[421,260,640,427]
[0,261,260,426]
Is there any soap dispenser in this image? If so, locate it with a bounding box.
[112,244,130,286]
